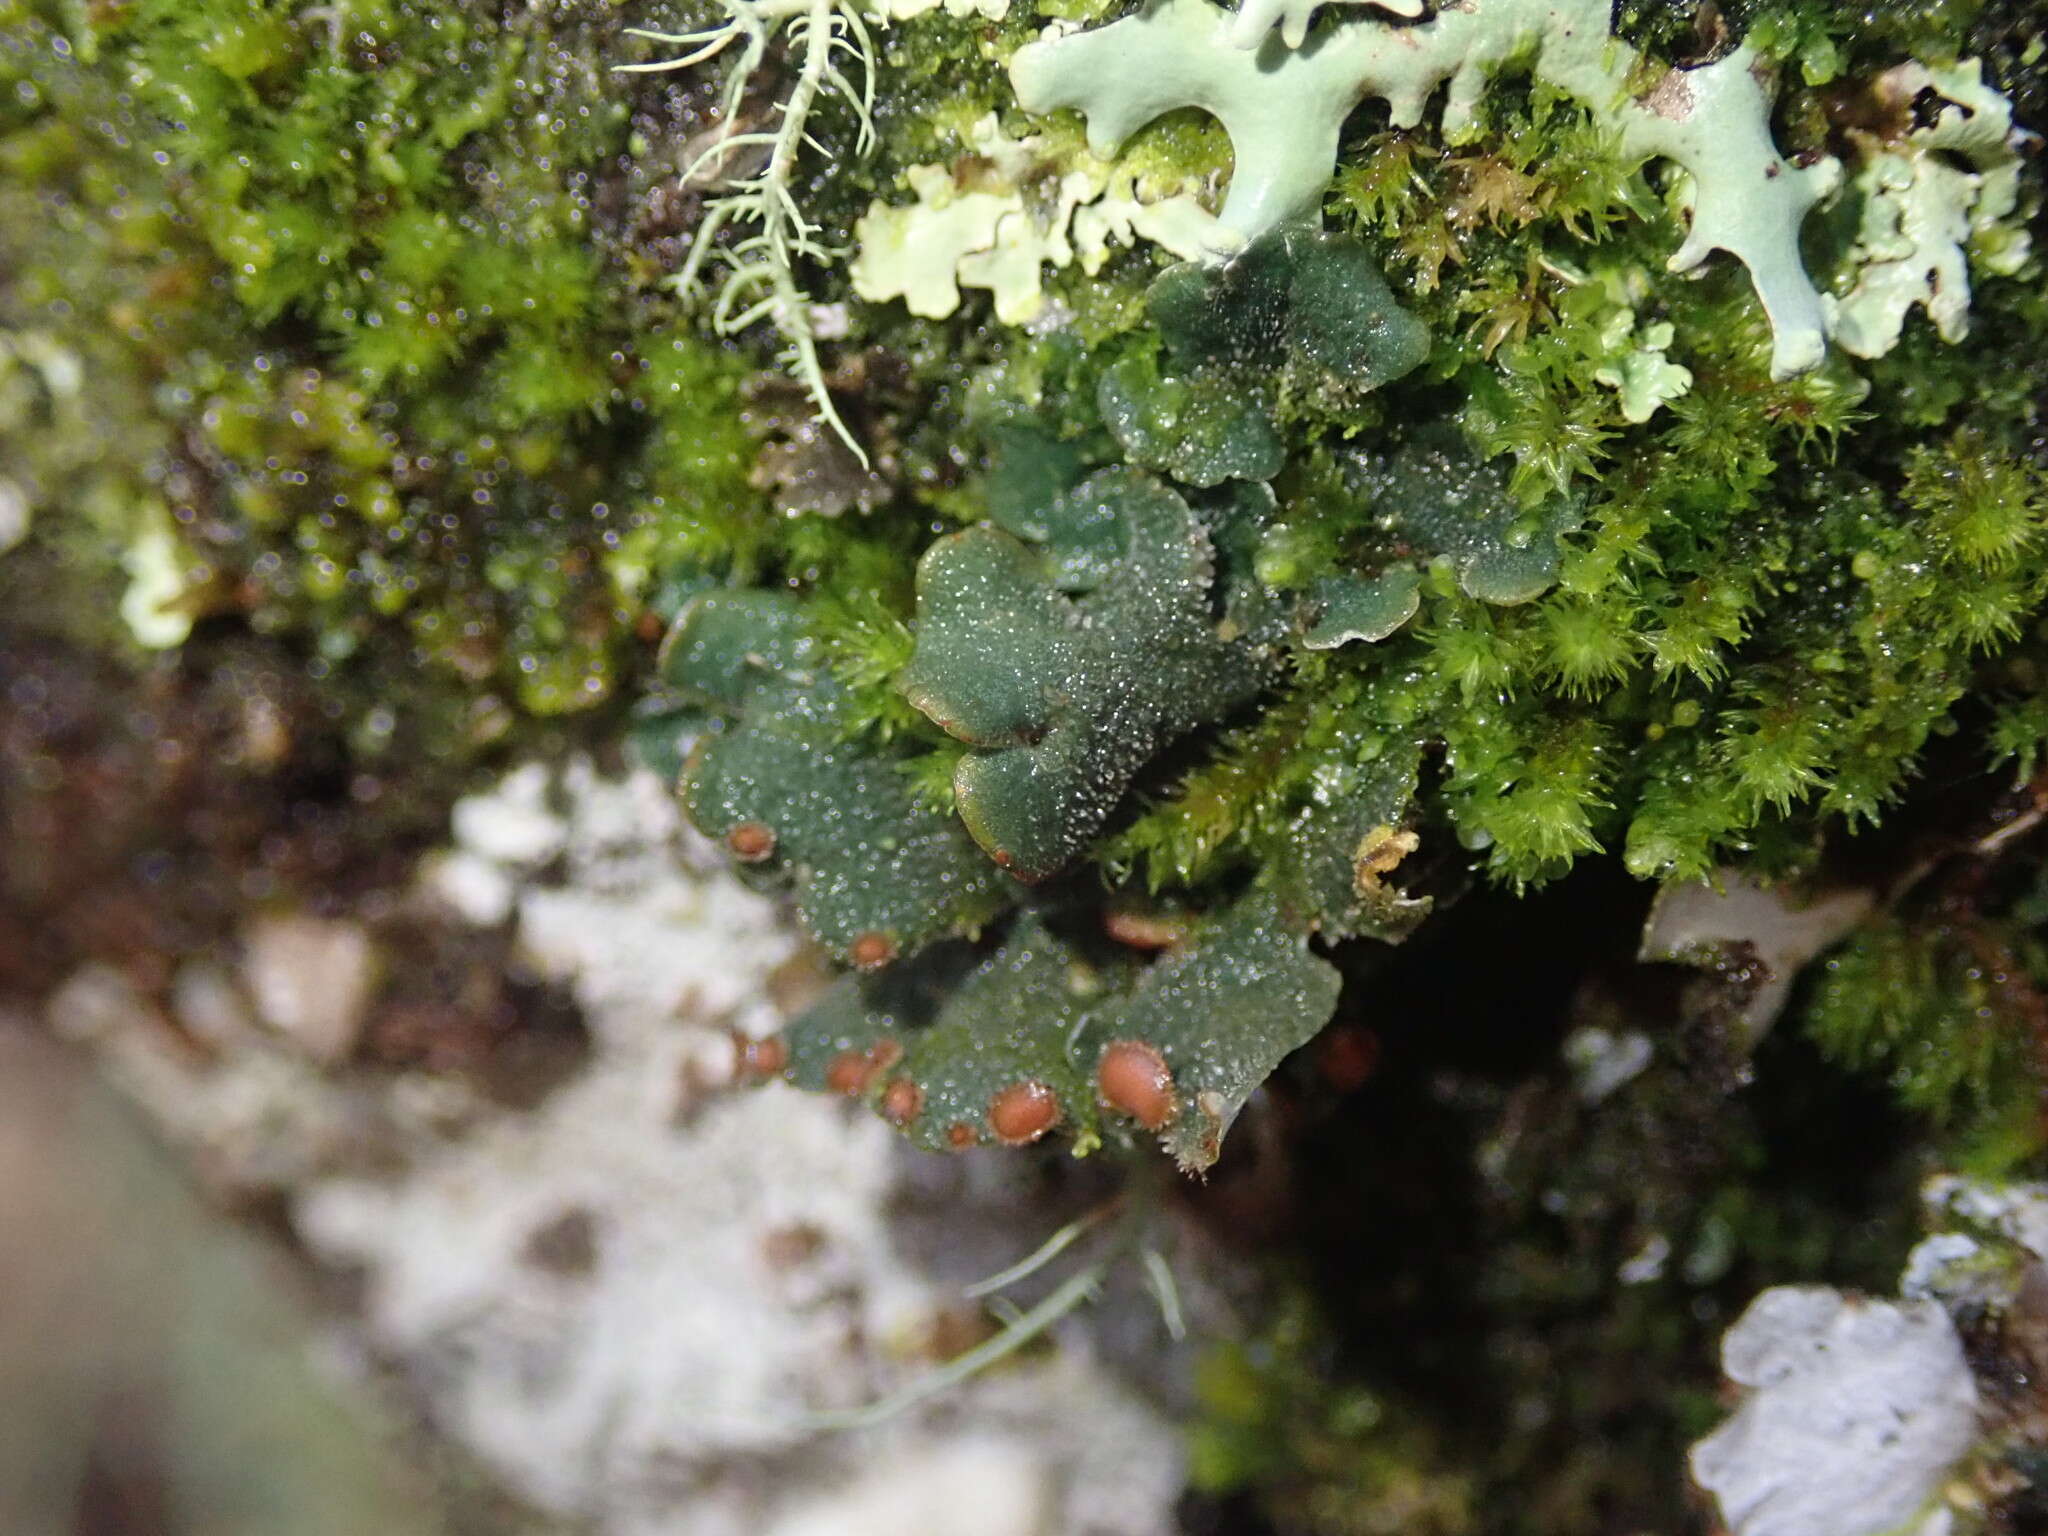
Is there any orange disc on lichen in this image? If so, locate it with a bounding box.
[880,1077,923,1125]
[945,1122,978,1149]
[1102,909,1189,951]
[988,1080,1061,1145]
[1096,1040,1176,1130]
[826,1050,874,1096]
[726,821,777,862]
[732,1032,788,1078]
[1313,1023,1380,1093]
[848,931,898,970]
[825,1039,900,1096]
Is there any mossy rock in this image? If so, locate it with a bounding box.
[900,467,1280,880]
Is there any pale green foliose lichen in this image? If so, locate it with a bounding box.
[1008,0,1841,377]
[1591,315,1692,423]
[849,115,1225,325]
[1827,58,2035,359]
[1228,0,1420,49]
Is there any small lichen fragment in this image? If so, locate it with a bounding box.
[1302,567,1421,649]
[850,164,1023,321]
[1827,59,2035,360]
[120,519,196,650]
[1590,317,1693,425]
[1689,1286,1978,1536]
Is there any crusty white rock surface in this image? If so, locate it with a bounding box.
[1689,1286,1978,1536]
[293,761,1187,1536]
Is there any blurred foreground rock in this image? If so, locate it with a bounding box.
[0,1018,447,1536]
[33,761,1195,1536]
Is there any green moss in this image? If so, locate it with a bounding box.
[1186,1295,1475,1535]
[1,0,798,784]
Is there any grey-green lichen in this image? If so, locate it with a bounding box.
[1827,57,2035,358]
[1010,0,1840,375]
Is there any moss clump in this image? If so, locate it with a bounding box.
[1,0,770,784]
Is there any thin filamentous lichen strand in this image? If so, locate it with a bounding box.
[618,0,879,461]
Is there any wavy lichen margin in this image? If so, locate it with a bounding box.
[1010,0,1840,377]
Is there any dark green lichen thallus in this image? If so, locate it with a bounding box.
[983,422,1102,551]
[1200,479,1296,645]
[780,891,1340,1169]
[899,467,1279,881]
[1351,426,1586,605]
[1302,566,1423,649]
[1266,743,1433,942]
[1150,223,1432,401]
[661,590,1011,968]
[1097,350,1286,489]
[625,693,714,786]
[1098,224,1428,487]
[1099,890,1342,1169]
[1097,222,1417,483]
[783,919,1109,1150]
